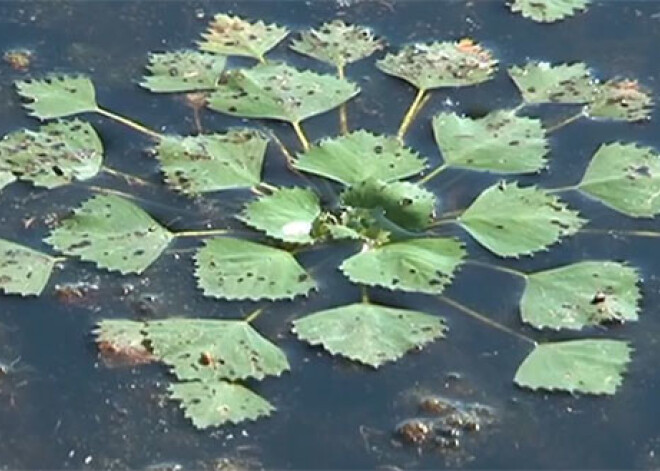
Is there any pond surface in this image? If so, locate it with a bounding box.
[2,0,660,469]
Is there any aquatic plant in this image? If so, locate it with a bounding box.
[1,4,655,429]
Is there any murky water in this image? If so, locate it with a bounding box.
[2,0,660,468]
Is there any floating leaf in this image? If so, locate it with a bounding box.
[586,79,653,122]
[340,238,465,294]
[207,63,359,124]
[0,119,103,188]
[577,142,660,217]
[94,319,154,367]
[15,75,98,120]
[46,195,173,274]
[458,182,584,257]
[432,110,548,174]
[508,62,596,104]
[376,40,497,90]
[146,318,289,381]
[169,380,274,428]
[293,130,426,185]
[0,171,16,190]
[156,129,268,194]
[293,302,446,367]
[521,261,640,330]
[510,0,590,23]
[239,187,320,244]
[515,339,631,395]
[195,238,315,301]
[198,14,288,61]
[0,239,56,296]
[140,50,226,93]
[341,179,435,231]
[290,20,384,68]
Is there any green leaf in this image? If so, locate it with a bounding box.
[0,119,103,188]
[239,187,320,244]
[432,110,548,174]
[195,238,315,301]
[341,179,435,231]
[293,302,446,368]
[140,50,226,93]
[46,195,173,274]
[340,238,465,294]
[376,40,497,90]
[290,20,384,68]
[207,63,359,124]
[94,319,154,366]
[15,75,98,120]
[521,261,640,330]
[508,62,597,104]
[293,130,426,185]
[169,380,274,428]
[577,142,660,217]
[0,171,15,190]
[586,79,653,122]
[146,318,289,381]
[198,14,288,61]
[458,182,584,257]
[156,129,268,194]
[510,0,590,23]
[514,339,631,395]
[0,239,56,296]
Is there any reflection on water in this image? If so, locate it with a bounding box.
[1,0,660,468]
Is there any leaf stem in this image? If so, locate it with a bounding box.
[418,163,449,185]
[464,259,528,279]
[292,121,310,151]
[513,102,527,113]
[361,286,370,303]
[245,308,265,323]
[545,109,585,133]
[257,181,278,192]
[545,185,578,194]
[96,107,163,140]
[438,295,536,345]
[429,218,457,228]
[173,228,229,238]
[52,256,68,264]
[102,166,152,187]
[397,88,427,141]
[337,65,349,135]
[581,228,660,238]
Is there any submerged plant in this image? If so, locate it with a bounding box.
[0,8,655,429]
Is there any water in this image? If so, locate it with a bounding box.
[1,0,660,468]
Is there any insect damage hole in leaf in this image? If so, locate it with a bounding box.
[508,62,597,104]
[195,237,316,301]
[0,239,58,296]
[521,261,641,330]
[169,380,274,429]
[0,119,103,188]
[140,50,227,93]
[340,237,466,295]
[155,129,268,194]
[15,75,98,120]
[515,339,631,395]
[458,182,585,257]
[292,302,446,368]
[46,194,173,274]
[509,0,591,23]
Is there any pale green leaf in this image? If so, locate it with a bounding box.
[94,319,154,366]
[510,0,590,23]
[0,171,16,190]
[293,302,446,368]
[46,195,173,274]
[578,142,660,217]
[195,238,315,301]
[207,63,359,123]
[0,119,103,188]
[0,239,56,296]
[586,79,653,122]
[146,318,289,381]
[169,380,274,428]
[15,75,98,120]
[293,130,426,185]
[341,179,436,231]
[340,238,465,294]
[140,50,226,93]
[198,14,288,61]
[515,339,631,395]
[239,187,320,244]
[458,182,584,257]
[521,261,640,330]
[432,110,548,174]
[156,129,268,194]
[508,62,597,104]
[376,40,497,90]
[290,20,384,68]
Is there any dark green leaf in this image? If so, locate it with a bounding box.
[140,51,226,93]
[508,62,596,104]
[15,75,98,120]
[510,0,591,23]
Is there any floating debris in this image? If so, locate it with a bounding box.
[3,49,32,71]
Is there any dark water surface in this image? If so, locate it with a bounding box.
[2,0,660,469]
